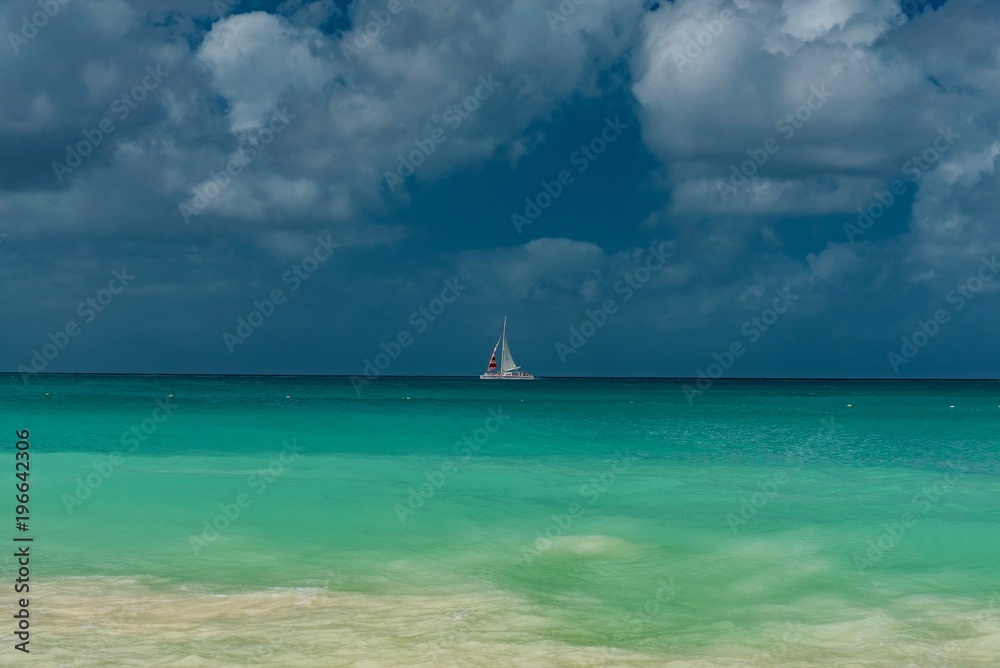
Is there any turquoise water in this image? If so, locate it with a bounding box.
[2,375,999,666]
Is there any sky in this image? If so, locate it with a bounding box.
[2,0,998,379]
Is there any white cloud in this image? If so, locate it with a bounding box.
[198,11,338,130]
[630,0,957,218]
[177,0,651,232]
[779,0,899,43]
[630,0,1000,336]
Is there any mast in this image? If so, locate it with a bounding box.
[501,316,507,369]
[499,316,518,373]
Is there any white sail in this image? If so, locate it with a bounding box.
[500,330,518,372]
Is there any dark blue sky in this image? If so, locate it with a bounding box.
[2,0,997,379]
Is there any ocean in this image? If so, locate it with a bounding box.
[2,374,998,666]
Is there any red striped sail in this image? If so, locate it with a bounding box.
[487,340,499,371]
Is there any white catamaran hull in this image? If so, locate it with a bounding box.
[479,373,535,380]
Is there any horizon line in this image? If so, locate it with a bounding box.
[3,372,999,382]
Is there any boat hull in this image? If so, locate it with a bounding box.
[479,373,536,380]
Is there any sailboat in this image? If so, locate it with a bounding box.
[480,318,536,380]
